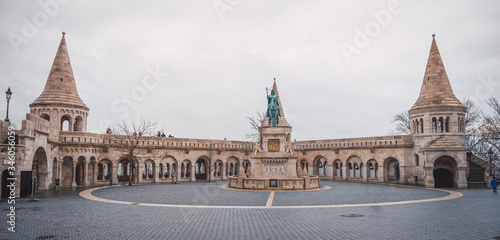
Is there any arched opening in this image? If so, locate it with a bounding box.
[40,113,50,121]
[313,157,326,176]
[118,158,136,183]
[61,115,71,131]
[432,117,437,133]
[333,160,342,177]
[75,156,85,186]
[420,118,424,134]
[300,160,308,175]
[214,160,223,177]
[98,160,112,181]
[161,156,177,180]
[142,160,155,181]
[367,160,378,179]
[433,156,457,188]
[180,160,191,179]
[386,158,400,183]
[434,169,453,188]
[195,158,207,180]
[227,157,240,177]
[74,116,83,132]
[346,156,362,179]
[242,160,251,175]
[32,147,48,190]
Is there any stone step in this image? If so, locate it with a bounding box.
[468,182,487,189]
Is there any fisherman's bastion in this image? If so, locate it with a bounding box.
[0,32,488,198]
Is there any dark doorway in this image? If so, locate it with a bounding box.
[434,168,453,188]
[20,171,33,197]
[195,159,207,180]
[2,170,10,199]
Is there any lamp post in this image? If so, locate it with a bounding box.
[488,148,494,176]
[5,87,12,122]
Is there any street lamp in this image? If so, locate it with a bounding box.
[5,87,12,122]
[488,148,494,176]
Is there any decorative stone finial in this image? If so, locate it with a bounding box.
[432,34,435,38]
[62,31,66,36]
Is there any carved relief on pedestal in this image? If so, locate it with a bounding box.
[263,162,286,176]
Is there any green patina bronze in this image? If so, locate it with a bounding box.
[266,89,281,128]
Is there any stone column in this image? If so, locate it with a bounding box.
[376,164,383,183]
[362,165,368,182]
[457,167,468,189]
[138,162,143,183]
[72,161,77,187]
[222,164,227,180]
[69,120,74,131]
[93,162,98,185]
[111,165,118,185]
[191,165,196,181]
[424,166,434,188]
[342,164,347,181]
[154,164,160,183]
[58,160,63,186]
[84,161,89,186]
[327,161,334,180]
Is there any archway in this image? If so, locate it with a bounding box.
[118,158,137,183]
[227,157,240,177]
[433,156,457,188]
[242,160,251,176]
[386,158,400,183]
[75,156,85,186]
[434,169,453,188]
[313,157,326,176]
[61,115,71,131]
[195,158,207,180]
[32,147,48,190]
[74,116,83,131]
[299,160,308,175]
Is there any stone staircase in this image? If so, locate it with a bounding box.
[468,162,486,188]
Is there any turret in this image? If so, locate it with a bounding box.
[409,34,466,147]
[29,32,89,132]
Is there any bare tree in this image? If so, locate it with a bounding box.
[479,98,500,152]
[461,98,483,154]
[476,97,500,176]
[111,118,158,186]
[389,112,411,135]
[246,111,266,142]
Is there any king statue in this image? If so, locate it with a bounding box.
[266,88,281,128]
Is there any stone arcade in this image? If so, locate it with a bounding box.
[0,33,484,199]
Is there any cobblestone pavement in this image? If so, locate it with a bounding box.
[1,181,499,240]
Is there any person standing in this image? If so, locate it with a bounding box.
[491,177,498,193]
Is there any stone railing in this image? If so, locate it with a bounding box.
[294,135,413,150]
[58,132,254,151]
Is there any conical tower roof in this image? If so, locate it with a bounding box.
[272,78,285,118]
[30,32,88,110]
[409,34,465,113]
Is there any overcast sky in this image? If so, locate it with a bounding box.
[1,0,499,141]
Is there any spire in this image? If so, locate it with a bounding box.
[410,34,464,112]
[30,32,88,110]
[272,78,285,118]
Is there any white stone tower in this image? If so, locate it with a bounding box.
[29,32,89,132]
[409,34,468,188]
